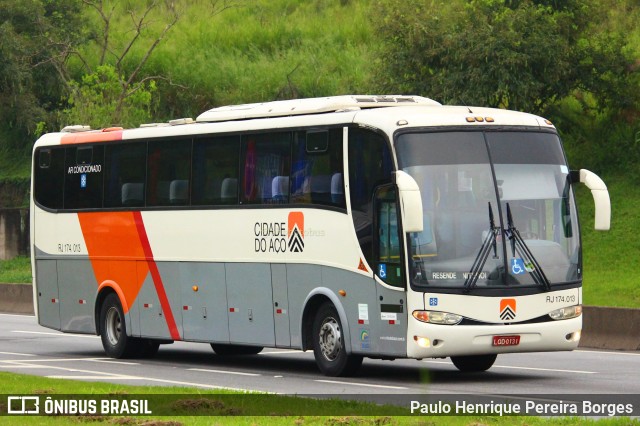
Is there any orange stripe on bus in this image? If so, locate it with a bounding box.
[78,211,182,341]
[78,212,149,313]
[133,211,181,341]
[61,130,123,145]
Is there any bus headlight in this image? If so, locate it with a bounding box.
[549,305,582,320]
[412,310,462,325]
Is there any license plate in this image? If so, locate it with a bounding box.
[492,335,520,346]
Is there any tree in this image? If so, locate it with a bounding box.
[0,0,85,147]
[374,0,635,114]
[58,0,182,128]
[64,64,156,129]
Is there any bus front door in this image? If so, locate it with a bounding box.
[373,186,408,357]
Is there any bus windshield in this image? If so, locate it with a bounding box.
[396,130,581,290]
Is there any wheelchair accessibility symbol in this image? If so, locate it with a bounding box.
[511,258,526,275]
[378,264,387,279]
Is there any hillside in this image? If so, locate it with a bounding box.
[577,177,639,307]
[0,0,638,308]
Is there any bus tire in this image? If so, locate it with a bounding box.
[312,302,363,377]
[450,354,497,372]
[99,293,138,359]
[210,344,263,356]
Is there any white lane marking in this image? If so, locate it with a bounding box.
[0,313,35,318]
[315,379,408,390]
[0,365,52,369]
[493,365,596,374]
[421,360,595,374]
[47,375,143,380]
[89,359,140,365]
[137,377,249,391]
[11,330,99,339]
[0,358,138,364]
[188,368,261,377]
[2,360,247,391]
[0,351,35,356]
[576,349,640,357]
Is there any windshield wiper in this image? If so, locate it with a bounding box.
[505,203,552,291]
[464,203,500,292]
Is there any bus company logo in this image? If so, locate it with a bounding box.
[288,212,304,253]
[253,212,304,253]
[499,298,516,321]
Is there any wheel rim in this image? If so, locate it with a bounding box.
[318,316,341,361]
[105,306,122,346]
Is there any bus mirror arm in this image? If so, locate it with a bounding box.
[394,171,423,233]
[571,169,611,231]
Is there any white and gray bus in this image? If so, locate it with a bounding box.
[31,95,610,376]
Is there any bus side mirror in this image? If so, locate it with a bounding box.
[571,169,611,231]
[394,171,423,233]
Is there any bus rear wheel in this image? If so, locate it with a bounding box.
[100,293,160,359]
[450,354,497,372]
[100,293,139,358]
[312,302,362,377]
[210,344,263,355]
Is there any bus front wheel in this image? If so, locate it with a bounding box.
[312,302,362,377]
[450,354,497,372]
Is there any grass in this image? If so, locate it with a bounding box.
[577,175,640,308]
[0,371,637,425]
[70,0,376,119]
[0,256,31,284]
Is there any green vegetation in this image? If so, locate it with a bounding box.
[375,0,633,114]
[0,0,638,307]
[0,256,31,284]
[145,0,374,114]
[0,371,637,425]
[578,177,640,308]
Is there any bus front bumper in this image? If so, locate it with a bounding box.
[406,316,582,359]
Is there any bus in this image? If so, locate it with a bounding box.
[30,95,610,376]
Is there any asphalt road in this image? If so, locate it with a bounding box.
[1,313,639,398]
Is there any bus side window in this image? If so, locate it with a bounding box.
[348,128,394,268]
[240,132,291,205]
[34,148,65,209]
[147,139,191,207]
[104,142,147,208]
[192,135,240,206]
[63,145,104,210]
[290,128,344,208]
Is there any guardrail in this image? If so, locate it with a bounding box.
[1,283,638,351]
[0,283,33,315]
[580,305,640,351]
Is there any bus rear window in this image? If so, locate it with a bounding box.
[34,148,65,209]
